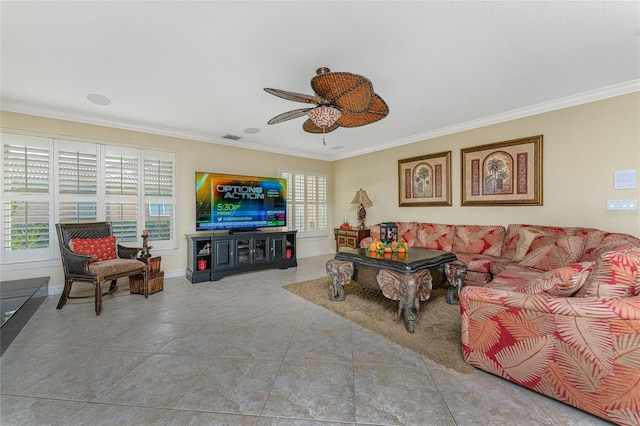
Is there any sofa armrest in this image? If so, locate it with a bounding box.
[460,285,640,319]
[459,286,640,423]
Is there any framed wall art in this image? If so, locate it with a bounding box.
[461,135,543,206]
[398,151,451,207]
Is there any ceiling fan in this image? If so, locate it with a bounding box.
[264,67,389,144]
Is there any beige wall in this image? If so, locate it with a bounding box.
[333,93,640,236]
[2,92,639,288]
[0,111,333,287]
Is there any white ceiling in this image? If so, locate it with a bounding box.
[2,1,639,161]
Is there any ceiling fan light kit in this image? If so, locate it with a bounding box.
[265,67,389,145]
[308,106,342,128]
[308,106,342,146]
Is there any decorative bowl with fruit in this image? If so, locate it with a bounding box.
[367,240,408,254]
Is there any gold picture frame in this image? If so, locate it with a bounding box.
[398,151,452,207]
[461,135,543,206]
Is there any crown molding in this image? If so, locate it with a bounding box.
[2,79,638,162]
[0,100,335,161]
[334,79,640,160]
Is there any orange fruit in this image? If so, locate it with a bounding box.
[369,243,376,252]
[384,247,392,253]
[397,247,406,253]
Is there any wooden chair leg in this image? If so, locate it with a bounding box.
[57,278,73,309]
[94,281,103,316]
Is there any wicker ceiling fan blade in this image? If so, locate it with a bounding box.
[302,119,340,134]
[264,88,327,105]
[337,111,381,128]
[337,96,389,128]
[311,71,367,98]
[368,94,390,115]
[333,81,375,113]
[311,71,374,113]
[267,108,314,125]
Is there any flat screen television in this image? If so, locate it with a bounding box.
[195,172,287,232]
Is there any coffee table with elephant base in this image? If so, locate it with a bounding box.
[326,247,459,333]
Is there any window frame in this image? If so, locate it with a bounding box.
[279,168,329,239]
[1,130,178,266]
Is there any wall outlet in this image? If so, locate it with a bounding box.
[606,199,638,210]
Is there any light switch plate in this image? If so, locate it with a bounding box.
[607,199,638,210]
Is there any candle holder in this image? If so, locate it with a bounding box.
[141,231,152,258]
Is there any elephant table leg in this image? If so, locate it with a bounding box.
[445,260,467,305]
[376,268,433,334]
[325,259,354,301]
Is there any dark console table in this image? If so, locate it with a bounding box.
[186,230,297,283]
[1,276,49,355]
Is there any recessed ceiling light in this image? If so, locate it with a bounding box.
[244,128,261,134]
[86,93,112,106]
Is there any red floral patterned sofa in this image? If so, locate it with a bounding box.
[361,222,640,287]
[362,222,640,424]
[361,222,506,286]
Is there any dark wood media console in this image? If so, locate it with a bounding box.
[186,230,297,283]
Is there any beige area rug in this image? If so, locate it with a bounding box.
[283,278,474,374]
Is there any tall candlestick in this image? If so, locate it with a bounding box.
[141,231,152,258]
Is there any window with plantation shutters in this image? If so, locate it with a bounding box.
[57,141,98,224]
[2,134,51,261]
[144,153,174,243]
[1,131,177,266]
[279,169,328,237]
[105,147,139,243]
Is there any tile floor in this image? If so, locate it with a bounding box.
[1,255,612,425]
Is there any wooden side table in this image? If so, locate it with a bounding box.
[130,256,164,295]
[334,228,370,251]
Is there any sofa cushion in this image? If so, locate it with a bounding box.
[518,234,586,272]
[452,225,505,256]
[416,223,455,251]
[88,258,146,276]
[524,262,594,296]
[502,224,581,260]
[576,228,640,262]
[70,236,117,262]
[454,253,497,274]
[489,257,518,276]
[488,264,543,292]
[513,228,547,261]
[574,246,640,298]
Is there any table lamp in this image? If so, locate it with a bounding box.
[350,189,372,229]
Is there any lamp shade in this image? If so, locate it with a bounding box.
[350,189,372,205]
[308,106,342,128]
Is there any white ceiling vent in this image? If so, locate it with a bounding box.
[222,134,241,141]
